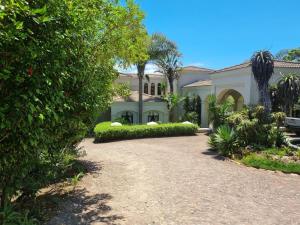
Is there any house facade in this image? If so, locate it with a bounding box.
[110,60,300,127]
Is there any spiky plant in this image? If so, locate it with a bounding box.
[277,73,300,116]
[251,50,274,113]
[156,52,182,94]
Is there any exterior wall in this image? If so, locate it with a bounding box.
[211,67,252,105]
[116,74,166,97]
[182,86,212,128]
[177,71,211,92]
[111,102,169,124]
[111,102,139,123]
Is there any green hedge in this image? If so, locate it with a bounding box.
[94,122,198,142]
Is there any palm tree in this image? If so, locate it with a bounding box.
[277,73,300,116]
[251,50,274,113]
[136,33,177,123]
[156,50,182,93]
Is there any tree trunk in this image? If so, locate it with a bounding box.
[138,75,143,124]
[168,76,174,94]
[259,83,272,113]
[137,63,146,124]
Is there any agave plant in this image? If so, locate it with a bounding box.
[213,125,238,157]
[251,50,274,113]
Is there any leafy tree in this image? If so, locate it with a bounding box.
[0,0,147,209]
[277,73,300,116]
[251,50,274,114]
[207,95,233,130]
[283,49,300,62]
[136,33,176,123]
[163,93,184,122]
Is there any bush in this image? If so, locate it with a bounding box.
[183,112,199,124]
[94,122,198,142]
[209,125,238,157]
[0,0,147,211]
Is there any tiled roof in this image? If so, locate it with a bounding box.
[183,79,212,88]
[213,60,300,73]
[182,66,214,73]
[114,91,162,102]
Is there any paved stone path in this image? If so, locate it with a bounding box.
[49,134,300,225]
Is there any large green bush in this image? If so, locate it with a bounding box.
[94,122,198,142]
[0,0,147,210]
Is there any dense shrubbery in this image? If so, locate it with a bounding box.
[209,103,287,154]
[94,122,198,142]
[183,95,201,125]
[207,96,300,173]
[0,0,147,218]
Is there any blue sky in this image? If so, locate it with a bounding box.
[134,0,300,70]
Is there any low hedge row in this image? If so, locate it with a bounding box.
[94,122,198,142]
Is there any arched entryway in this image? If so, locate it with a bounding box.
[217,89,244,111]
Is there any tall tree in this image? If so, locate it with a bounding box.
[156,49,182,93]
[136,33,177,123]
[277,73,300,116]
[0,0,147,208]
[283,49,300,62]
[251,50,274,113]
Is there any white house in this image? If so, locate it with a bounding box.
[110,60,300,127]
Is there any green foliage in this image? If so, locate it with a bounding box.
[94,122,198,142]
[210,125,238,157]
[283,48,300,62]
[0,204,37,225]
[241,154,300,174]
[183,95,201,125]
[0,0,147,211]
[183,112,199,124]
[277,73,300,116]
[70,172,84,187]
[208,94,233,129]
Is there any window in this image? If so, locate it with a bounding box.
[147,111,160,122]
[157,83,162,95]
[151,83,155,95]
[121,111,133,124]
[144,83,149,94]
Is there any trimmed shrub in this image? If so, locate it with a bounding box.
[94,122,198,142]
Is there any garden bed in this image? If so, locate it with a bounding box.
[94,122,198,142]
[241,153,300,174]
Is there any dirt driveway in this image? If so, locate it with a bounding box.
[48,134,300,225]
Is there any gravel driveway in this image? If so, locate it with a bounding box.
[49,134,300,225]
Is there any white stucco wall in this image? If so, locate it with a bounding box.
[211,67,252,105]
[177,71,211,92]
[111,102,169,124]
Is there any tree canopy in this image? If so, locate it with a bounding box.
[0,0,147,209]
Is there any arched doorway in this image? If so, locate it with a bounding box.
[217,89,244,111]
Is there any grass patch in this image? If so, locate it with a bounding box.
[241,154,300,174]
[94,122,198,142]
